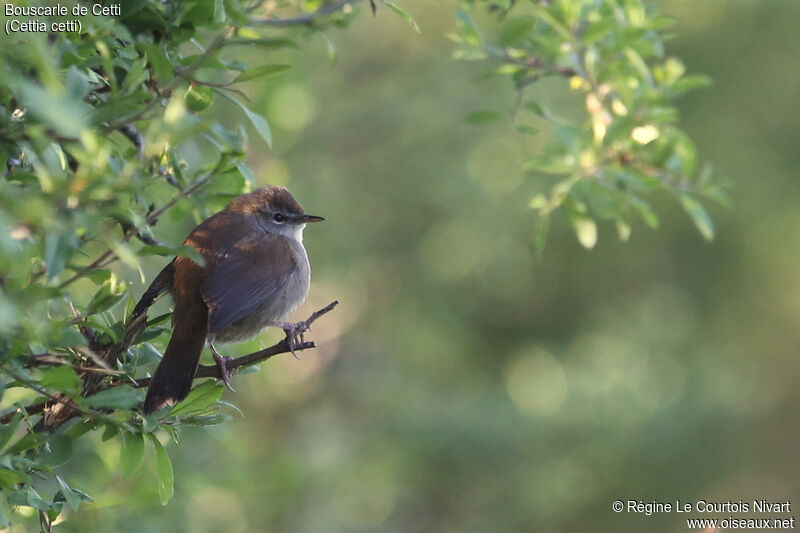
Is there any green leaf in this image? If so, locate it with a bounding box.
[582,19,615,43]
[142,44,174,82]
[671,74,713,95]
[529,4,573,43]
[569,214,598,249]
[86,278,126,316]
[236,162,256,185]
[57,326,90,348]
[0,468,28,488]
[228,98,272,148]
[84,269,112,285]
[102,423,118,441]
[532,212,551,253]
[514,123,539,136]
[630,197,659,229]
[150,435,174,505]
[6,432,42,455]
[501,16,536,47]
[563,199,598,249]
[65,67,90,101]
[111,241,145,283]
[133,328,167,345]
[137,244,205,266]
[217,400,244,418]
[169,380,223,417]
[120,431,145,477]
[235,38,297,50]
[213,0,226,23]
[383,2,421,33]
[185,85,214,112]
[83,386,141,409]
[15,80,89,137]
[56,476,82,512]
[623,47,653,85]
[616,219,631,242]
[524,102,546,117]
[42,434,73,468]
[183,413,231,426]
[44,231,79,280]
[524,153,574,175]
[680,194,714,241]
[455,8,482,45]
[0,413,21,451]
[26,487,51,510]
[322,32,337,64]
[466,110,501,124]
[234,64,291,83]
[39,366,81,394]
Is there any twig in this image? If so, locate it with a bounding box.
[0,365,113,424]
[106,28,234,129]
[0,401,46,424]
[56,157,228,289]
[23,354,125,378]
[129,301,338,388]
[492,47,577,78]
[118,125,144,158]
[3,156,22,178]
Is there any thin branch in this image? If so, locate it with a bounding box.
[106,27,234,129]
[56,250,114,290]
[0,401,46,424]
[142,157,229,226]
[23,354,122,375]
[128,300,338,388]
[118,124,144,158]
[0,365,113,424]
[251,1,359,27]
[3,156,23,178]
[56,157,229,289]
[492,47,578,78]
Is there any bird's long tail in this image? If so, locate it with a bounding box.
[131,261,174,321]
[143,295,208,414]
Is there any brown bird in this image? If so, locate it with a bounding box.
[138,186,324,414]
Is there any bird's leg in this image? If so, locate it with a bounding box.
[210,344,235,392]
[273,321,309,359]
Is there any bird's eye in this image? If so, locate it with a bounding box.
[272,213,285,222]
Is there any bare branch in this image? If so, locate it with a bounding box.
[0,401,46,424]
[129,300,338,388]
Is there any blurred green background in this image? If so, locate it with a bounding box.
[47,1,800,531]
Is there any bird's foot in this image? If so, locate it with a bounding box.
[275,321,309,359]
[210,344,236,392]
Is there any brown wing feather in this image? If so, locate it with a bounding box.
[201,233,296,334]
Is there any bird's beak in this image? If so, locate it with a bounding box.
[300,214,325,223]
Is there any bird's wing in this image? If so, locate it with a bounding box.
[201,233,296,334]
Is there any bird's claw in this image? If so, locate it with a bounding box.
[280,321,308,359]
[210,345,236,392]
